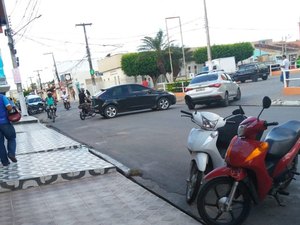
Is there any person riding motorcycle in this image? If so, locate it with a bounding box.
[61,91,70,109]
[78,88,92,115]
[45,92,57,118]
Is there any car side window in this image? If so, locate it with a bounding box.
[221,74,227,80]
[111,86,131,97]
[225,73,232,81]
[130,85,148,93]
[111,87,123,97]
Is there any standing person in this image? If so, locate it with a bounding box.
[148,77,154,89]
[142,77,149,87]
[70,88,76,100]
[280,55,290,87]
[0,92,17,166]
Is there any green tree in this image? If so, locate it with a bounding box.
[121,52,161,87]
[138,29,169,82]
[193,42,254,64]
[121,53,139,82]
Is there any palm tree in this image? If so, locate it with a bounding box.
[138,30,170,82]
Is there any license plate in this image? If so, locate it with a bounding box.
[196,88,204,92]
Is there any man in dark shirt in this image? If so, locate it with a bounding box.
[78,88,86,104]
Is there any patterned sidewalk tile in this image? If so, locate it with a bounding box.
[15,123,81,155]
[0,147,116,193]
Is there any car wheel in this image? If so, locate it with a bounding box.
[185,96,195,109]
[104,105,118,118]
[262,74,268,80]
[221,92,229,107]
[157,97,170,110]
[234,88,241,101]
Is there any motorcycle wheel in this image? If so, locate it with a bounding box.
[28,108,34,115]
[186,161,203,204]
[279,156,298,190]
[197,177,251,225]
[80,112,86,120]
[52,111,55,123]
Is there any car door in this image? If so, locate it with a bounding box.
[128,84,157,110]
[110,85,131,112]
[222,73,236,97]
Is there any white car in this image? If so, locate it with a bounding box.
[184,71,241,109]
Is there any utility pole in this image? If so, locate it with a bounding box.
[28,76,34,90]
[203,0,212,70]
[2,0,28,116]
[34,69,43,91]
[76,23,96,90]
[44,52,60,90]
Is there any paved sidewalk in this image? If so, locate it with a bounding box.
[0,118,200,225]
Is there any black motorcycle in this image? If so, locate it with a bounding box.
[63,99,71,110]
[79,103,96,120]
[27,103,45,115]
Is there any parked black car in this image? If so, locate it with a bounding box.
[92,84,176,118]
[231,63,270,83]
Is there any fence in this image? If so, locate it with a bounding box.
[281,68,300,88]
[157,81,189,93]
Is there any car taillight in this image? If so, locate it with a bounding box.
[185,87,193,92]
[208,83,221,88]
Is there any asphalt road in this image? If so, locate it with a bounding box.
[34,76,300,225]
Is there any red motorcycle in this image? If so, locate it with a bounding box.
[197,96,300,225]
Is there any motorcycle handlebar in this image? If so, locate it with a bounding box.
[180,110,193,117]
[265,122,279,127]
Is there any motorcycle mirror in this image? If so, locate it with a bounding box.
[232,105,245,115]
[257,96,271,120]
[262,96,271,109]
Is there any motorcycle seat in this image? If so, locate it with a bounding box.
[265,120,300,159]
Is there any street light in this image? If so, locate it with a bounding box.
[44,52,61,90]
[165,16,187,79]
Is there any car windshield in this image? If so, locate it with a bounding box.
[190,74,218,84]
[27,97,42,104]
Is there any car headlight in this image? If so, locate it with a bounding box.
[201,115,218,130]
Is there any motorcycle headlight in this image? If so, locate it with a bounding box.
[201,115,218,130]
